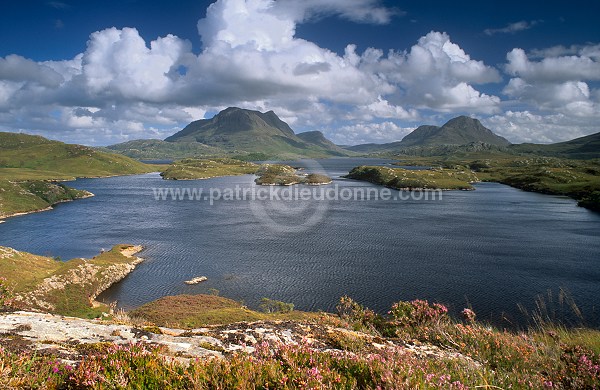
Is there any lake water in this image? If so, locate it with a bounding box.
[1,158,599,328]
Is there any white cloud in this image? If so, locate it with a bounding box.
[0,54,64,87]
[506,48,600,82]
[272,0,400,24]
[484,20,540,36]
[483,111,599,143]
[327,121,414,145]
[81,27,190,101]
[502,45,600,124]
[371,31,501,113]
[0,0,596,146]
[529,44,600,60]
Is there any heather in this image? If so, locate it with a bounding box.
[1,295,599,389]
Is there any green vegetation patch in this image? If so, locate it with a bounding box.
[472,157,600,211]
[387,154,600,211]
[130,294,317,327]
[0,180,91,219]
[255,164,332,186]
[0,132,154,178]
[0,132,158,218]
[345,165,477,190]
[160,158,258,180]
[0,244,143,318]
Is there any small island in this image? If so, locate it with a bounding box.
[345,165,477,190]
[254,164,332,186]
[160,158,258,180]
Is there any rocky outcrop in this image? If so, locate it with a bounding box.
[13,246,144,312]
[0,311,479,368]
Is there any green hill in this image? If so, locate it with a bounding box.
[103,139,224,160]
[0,132,154,178]
[164,107,352,158]
[0,132,156,219]
[510,131,600,159]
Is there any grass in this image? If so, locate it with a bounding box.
[0,132,155,178]
[389,155,600,211]
[0,132,159,218]
[0,244,143,318]
[255,164,332,186]
[345,165,478,190]
[160,158,258,180]
[130,294,319,328]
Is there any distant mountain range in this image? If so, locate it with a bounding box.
[164,107,350,158]
[510,132,600,160]
[346,116,510,154]
[108,107,351,159]
[105,107,599,160]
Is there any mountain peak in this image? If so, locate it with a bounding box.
[399,116,510,147]
[164,107,349,157]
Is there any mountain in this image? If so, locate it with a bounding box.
[345,141,404,154]
[296,131,352,156]
[400,117,511,147]
[164,107,350,158]
[345,116,510,154]
[510,131,600,159]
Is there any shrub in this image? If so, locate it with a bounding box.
[258,297,294,314]
[390,299,448,327]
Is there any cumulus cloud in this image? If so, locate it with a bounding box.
[1,0,595,146]
[506,47,600,82]
[370,31,502,113]
[503,45,600,122]
[0,55,64,87]
[483,110,599,143]
[484,20,540,36]
[327,121,415,145]
[80,27,190,101]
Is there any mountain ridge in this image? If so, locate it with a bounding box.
[346,116,511,153]
[163,107,350,158]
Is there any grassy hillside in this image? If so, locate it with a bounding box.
[511,131,600,159]
[160,158,258,180]
[131,294,318,327]
[0,244,143,318]
[2,293,600,388]
[0,132,157,218]
[103,139,224,160]
[346,165,478,190]
[0,180,92,218]
[390,155,600,211]
[0,132,154,178]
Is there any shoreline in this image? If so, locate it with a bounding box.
[0,192,94,222]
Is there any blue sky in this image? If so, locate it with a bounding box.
[0,0,599,146]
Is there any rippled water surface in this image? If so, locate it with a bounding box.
[1,158,599,327]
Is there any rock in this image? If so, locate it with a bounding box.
[184,276,208,285]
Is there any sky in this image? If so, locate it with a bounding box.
[0,0,599,146]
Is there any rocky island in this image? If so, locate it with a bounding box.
[345,165,478,190]
[160,158,258,180]
[255,164,332,186]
